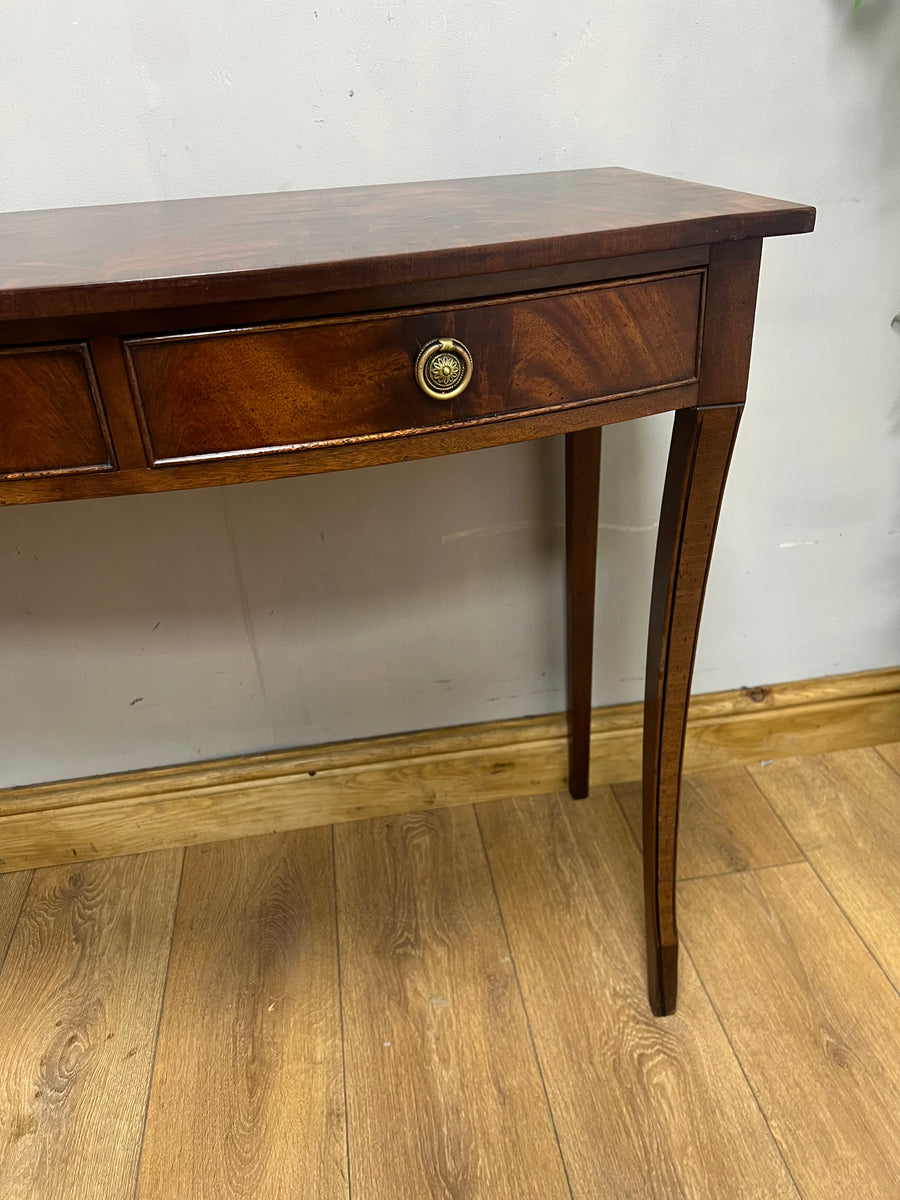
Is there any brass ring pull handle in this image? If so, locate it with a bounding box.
[415,338,474,400]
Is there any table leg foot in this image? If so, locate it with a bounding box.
[648,940,679,1017]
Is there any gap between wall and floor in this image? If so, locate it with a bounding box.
[0,666,897,874]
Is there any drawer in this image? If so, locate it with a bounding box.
[124,271,703,465]
[0,343,114,480]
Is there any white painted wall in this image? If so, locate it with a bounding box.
[1,1,897,787]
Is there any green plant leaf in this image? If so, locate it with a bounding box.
[854,0,862,11]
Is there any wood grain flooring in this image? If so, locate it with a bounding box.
[680,863,900,1199]
[477,788,797,1199]
[0,853,182,1200]
[748,748,900,989]
[335,807,570,1200]
[613,767,803,879]
[0,742,898,1198]
[135,829,345,1200]
[0,872,31,967]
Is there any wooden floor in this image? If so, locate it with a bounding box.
[1,744,899,1199]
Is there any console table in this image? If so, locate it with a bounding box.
[0,168,814,1014]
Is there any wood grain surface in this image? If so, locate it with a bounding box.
[477,788,798,1200]
[614,766,802,879]
[679,861,900,1199]
[0,872,31,967]
[749,747,900,988]
[0,343,113,479]
[125,272,701,464]
[136,828,345,1200]
[877,741,900,772]
[0,167,814,321]
[0,851,182,1200]
[334,806,571,1200]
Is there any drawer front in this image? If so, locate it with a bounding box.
[0,343,114,480]
[125,271,703,465]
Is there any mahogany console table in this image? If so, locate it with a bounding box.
[0,168,814,1014]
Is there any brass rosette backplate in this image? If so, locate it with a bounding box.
[415,338,474,400]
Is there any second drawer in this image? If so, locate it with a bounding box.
[124,271,703,465]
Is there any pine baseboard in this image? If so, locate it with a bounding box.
[1,666,897,874]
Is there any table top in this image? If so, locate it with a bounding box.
[0,168,814,322]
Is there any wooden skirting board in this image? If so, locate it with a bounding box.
[1,666,897,874]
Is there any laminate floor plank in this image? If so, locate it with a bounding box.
[0,851,182,1200]
[875,741,900,774]
[749,748,900,988]
[135,828,346,1200]
[477,787,798,1200]
[335,806,572,1200]
[0,871,32,967]
[679,861,900,1198]
[613,766,802,879]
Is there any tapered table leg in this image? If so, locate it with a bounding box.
[565,426,602,799]
[642,404,743,1015]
